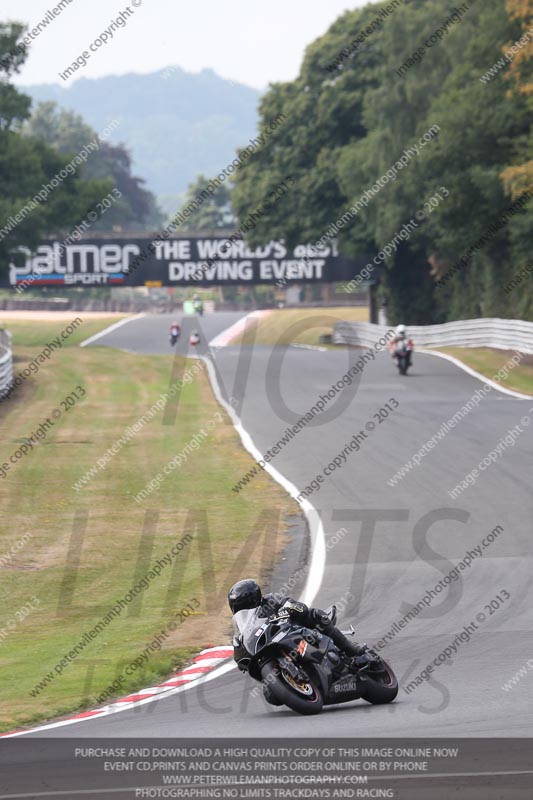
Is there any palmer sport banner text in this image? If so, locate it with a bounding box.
[7,237,371,287]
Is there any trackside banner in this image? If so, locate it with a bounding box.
[7,237,370,288]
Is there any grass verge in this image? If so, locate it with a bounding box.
[233,307,369,347]
[0,318,297,732]
[435,347,533,396]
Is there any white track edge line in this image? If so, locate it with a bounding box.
[290,344,328,352]
[420,348,532,400]
[201,355,326,608]
[79,314,146,347]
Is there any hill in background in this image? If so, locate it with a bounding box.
[24,67,261,202]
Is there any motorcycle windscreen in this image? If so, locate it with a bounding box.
[232,608,266,655]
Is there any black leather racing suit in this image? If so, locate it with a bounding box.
[232,595,363,671]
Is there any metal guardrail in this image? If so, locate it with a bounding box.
[0,329,13,398]
[333,318,533,355]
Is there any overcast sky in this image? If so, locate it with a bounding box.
[4,0,367,89]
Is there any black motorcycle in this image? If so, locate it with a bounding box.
[169,327,180,347]
[235,605,398,715]
[394,340,412,375]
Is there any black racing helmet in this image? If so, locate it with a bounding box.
[228,579,262,614]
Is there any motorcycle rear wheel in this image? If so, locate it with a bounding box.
[260,661,323,715]
[359,657,398,704]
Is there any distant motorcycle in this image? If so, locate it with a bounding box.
[193,299,204,316]
[235,603,398,715]
[389,326,414,375]
[393,339,413,375]
[169,325,181,347]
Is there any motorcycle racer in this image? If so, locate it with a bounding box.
[228,579,369,672]
[388,324,414,367]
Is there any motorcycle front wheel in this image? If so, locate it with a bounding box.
[262,682,283,706]
[359,657,398,704]
[260,660,323,715]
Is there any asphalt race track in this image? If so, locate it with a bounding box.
[33,312,533,738]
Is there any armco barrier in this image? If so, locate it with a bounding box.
[0,329,13,398]
[333,318,533,354]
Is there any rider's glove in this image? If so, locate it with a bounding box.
[311,608,332,631]
[280,600,308,621]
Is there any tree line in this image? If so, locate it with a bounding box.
[231,0,533,323]
[0,21,161,281]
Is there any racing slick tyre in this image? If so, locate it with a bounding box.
[262,682,284,706]
[359,657,398,704]
[260,660,323,715]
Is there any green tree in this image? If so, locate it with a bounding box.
[0,22,111,279]
[171,173,235,231]
[232,0,533,322]
[25,101,162,232]
[501,0,533,198]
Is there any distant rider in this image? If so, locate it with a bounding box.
[169,321,181,339]
[388,324,414,367]
[228,579,370,672]
[193,294,204,315]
